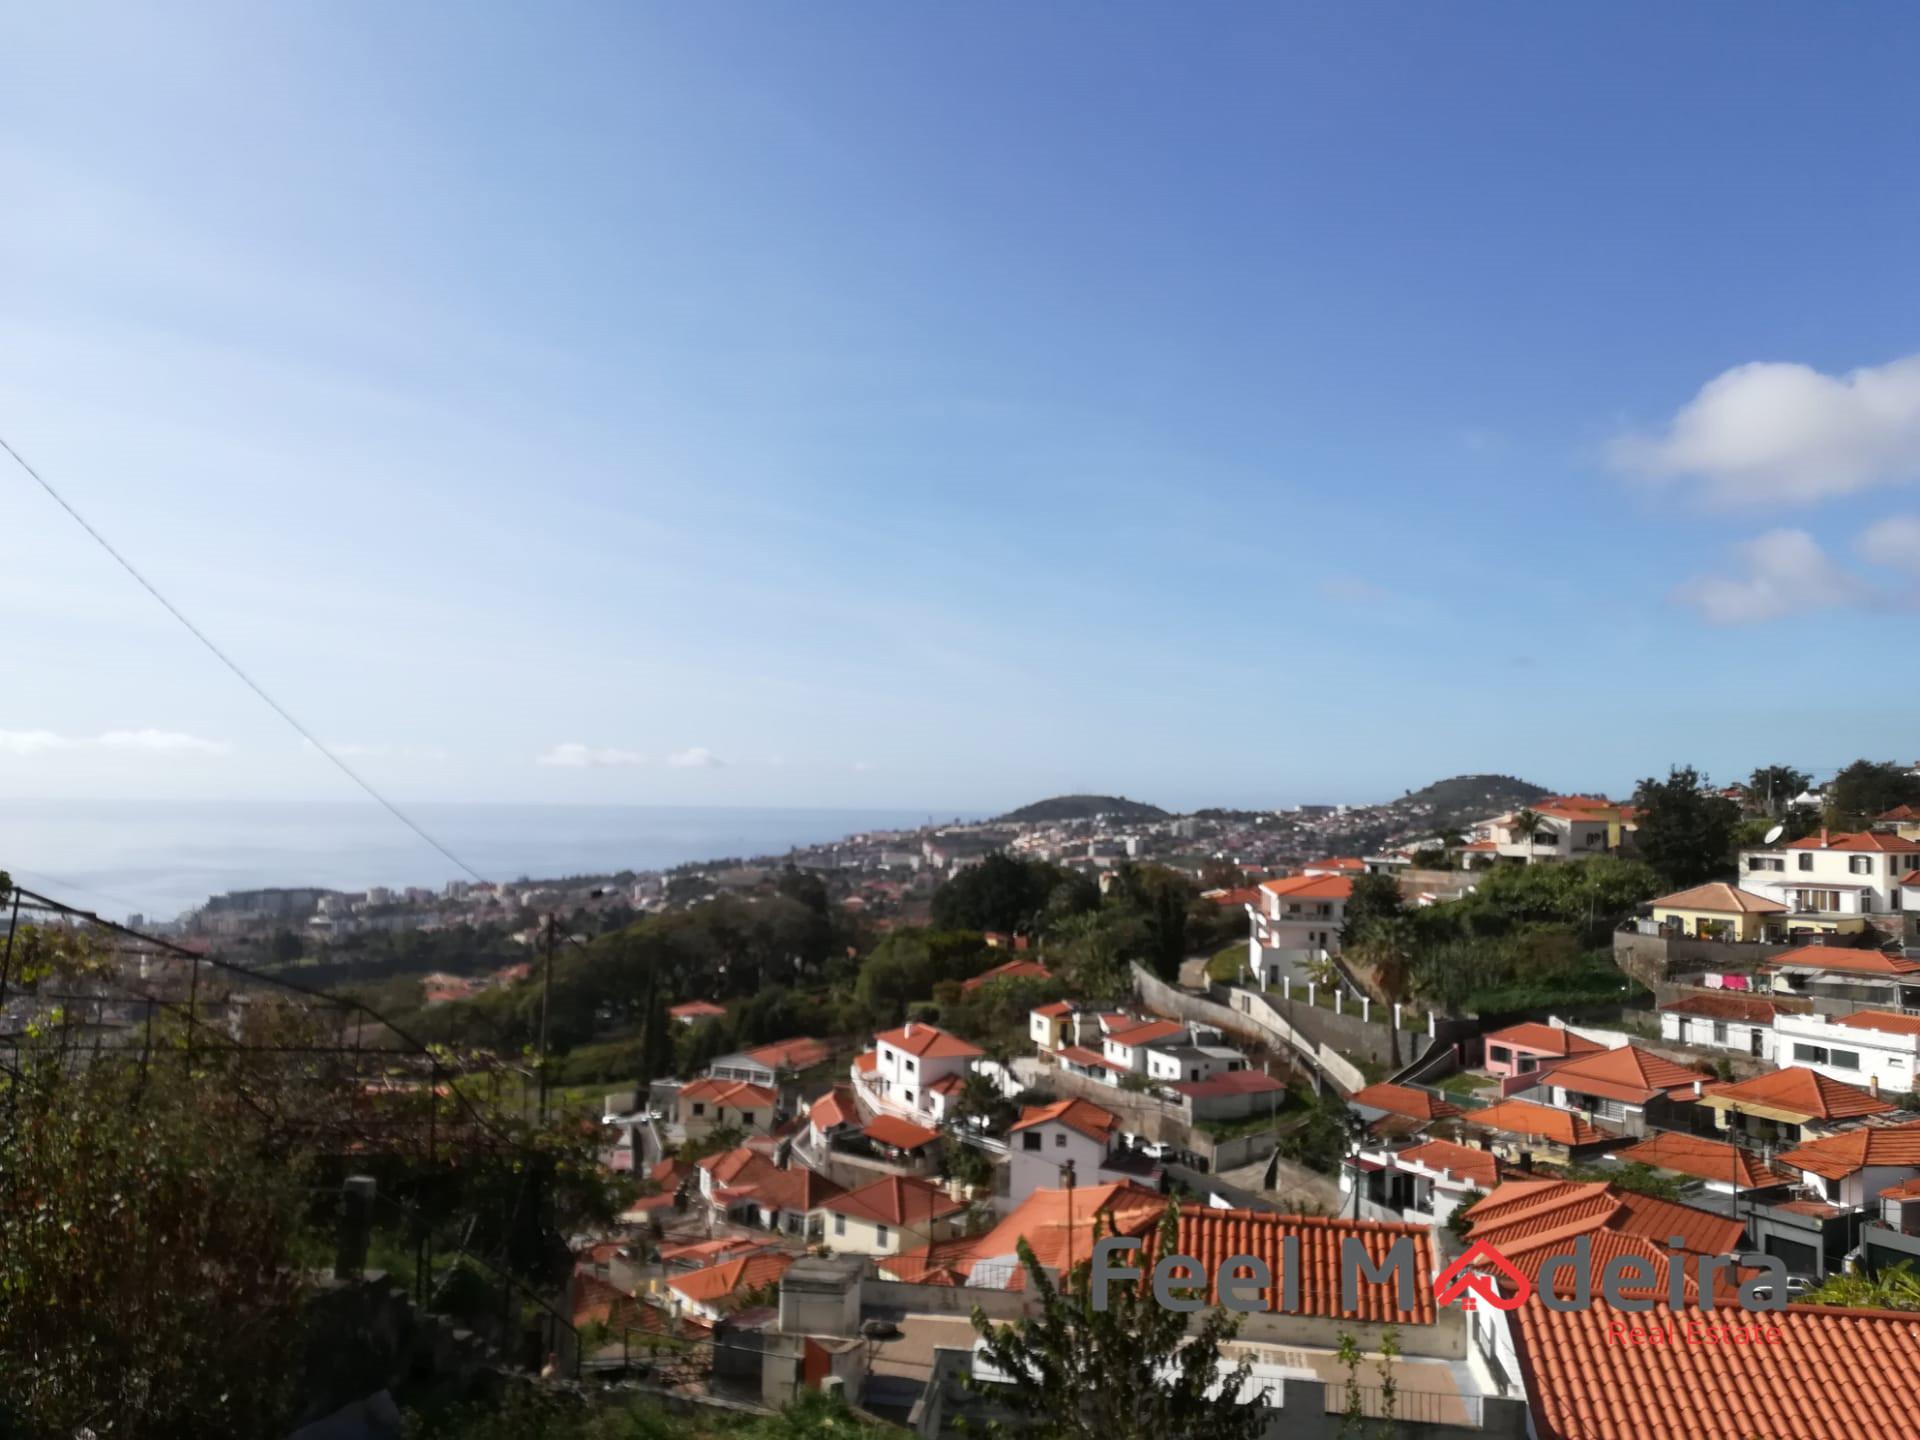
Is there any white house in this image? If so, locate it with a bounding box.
[1773,1010,1920,1095]
[1738,830,1920,936]
[1477,806,1611,864]
[1245,873,1351,972]
[853,1021,984,1124]
[1776,1119,1920,1210]
[1101,1018,1188,1075]
[1342,1137,1499,1228]
[1005,1097,1160,1204]
[1144,1040,1248,1086]
[1659,994,1783,1061]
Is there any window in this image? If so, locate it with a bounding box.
[1798,853,1814,872]
[1792,1043,1862,1069]
[1850,856,1873,876]
[692,1103,705,1117]
[1053,1131,1066,1147]
[1022,1133,1041,1152]
[1488,1045,1512,1065]
[834,1214,845,1236]
[876,1224,890,1246]
[1712,1022,1728,1043]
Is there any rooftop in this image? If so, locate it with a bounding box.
[1347,1082,1464,1122]
[1776,1119,1920,1181]
[1009,1097,1119,1144]
[1540,1044,1708,1105]
[874,1022,984,1060]
[1651,881,1790,915]
[1467,1097,1613,1146]
[1702,1066,1897,1121]
[1478,1021,1606,1057]
[1611,1131,1792,1190]
[821,1174,964,1226]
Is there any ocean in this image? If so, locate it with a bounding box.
[0,799,949,923]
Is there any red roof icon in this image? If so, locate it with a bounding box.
[1433,1240,1532,1312]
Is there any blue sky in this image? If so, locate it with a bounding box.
[4,3,1919,814]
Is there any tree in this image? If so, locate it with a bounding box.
[1631,766,1740,888]
[967,1203,1270,1440]
[1827,759,1920,826]
[1746,765,1811,818]
[1508,807,1543,864]
[933,854,1070,933]
[1804,1259,1920,1312]
[1341,872,1405,948]
[1350,916,1417,1065]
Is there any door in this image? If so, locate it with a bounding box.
[1750,1028,1763,1057]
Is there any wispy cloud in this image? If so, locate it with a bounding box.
[535,742,646,768]
[1858,515,1920,576]
[667,746,724,769]
[0,728,230,756]
[1673,529,1868,624]
[1616,354,1920,506]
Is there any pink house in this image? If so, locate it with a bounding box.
[1478,1022,1603,1081]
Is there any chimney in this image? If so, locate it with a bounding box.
[1693,1079,1703,1098]
[1872,1076,1881,1097]
[1820,827,1830,848]
[904,1021,914,1038]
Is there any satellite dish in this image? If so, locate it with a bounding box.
[1763,824,1785,845]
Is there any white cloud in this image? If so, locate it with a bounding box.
[1858,515,1920,576]
[1672,529,1866,624]
[1616,354,1920,505]
[535,742,645,768]
[0,728,229,755]
[667,746,724,769]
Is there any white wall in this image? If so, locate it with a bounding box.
[1774,1013,1918,1093]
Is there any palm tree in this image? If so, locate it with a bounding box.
[1805,1260,1920,1312]
[1352,916,1417,1066]
[1509,807,1543,864]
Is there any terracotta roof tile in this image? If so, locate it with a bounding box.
[822,1174,964,1226]
[1832,1009,1920,1037]
[1613,1131,1792,1190]
[1785,829,1920,853]
[1170,1069,1287,1100]
[961,958,1052,991]
[1515,1298,1920,1440]
[1660,992,1785,1023]
[1702,1066,1896,1121]
[679,1077,777,1109]
[861,1114,942,1151]
[1257,874,1354,900]
[1010,1097,1119,1144]
[806,1085,858,1132]
[1763,946,1920,977]
[1145,1210,1437,1325]
[1542,1045,1709,1105]
[1776,1119,1920,1181]
[739,1036,831,1071]
[1348,1082,1464,1122]
[1651,881,1791,914]
[889,1182,1164,1287]
[1468,1098,1614,1146]
[874,1022,984,1060]
[667,1251,794,1309]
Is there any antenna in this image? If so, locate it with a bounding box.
[1762,824,1785,845]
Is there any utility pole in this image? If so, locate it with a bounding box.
[537,911,557,1123]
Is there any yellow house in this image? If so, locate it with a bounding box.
[1648,882,1789,942]
[819,1175,968,1256]
[1028,1000,1075,1051]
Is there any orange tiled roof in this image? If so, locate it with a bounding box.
[1347,1082,1463,1122]
[1702,1066,1896,1121]
[862,1114,942,1151]
[1393,1138,1501,1189]
[822,1174,963,1226]
[1542,1045,1708,1105]
[1613,1131,1792,1190]
[1010,1097,1120,1145]
[1764,945,1920,976]
[1105,1018,1186,1048]
[739,1036,832,1072]
[1056,1043,1124,1072]
[1257,874,1354,900]
[747,1164,843,1213]
[1880,804,1920,822]
[1650,881,1789,915]
[1776,1120,1920,1181]
[1466,1180,1745,1262]
[668,1000,726,1019]
[695,1147,778,1188]
[874,1022,984,1060]
[1785,829,1920,853]
[679,1077,777,1110]
[961,958,1052,991]
[1031,1000,1075,1019]
[1480,1022,1606,1058]
[1660,992,1784,1023]
[667,1251,794,1309]
[1468,1098,1613,1146]
[1832,1009,1920,1038]
[892,1182,1163,1286]
[1145,1210,1437,1325]
[1514,1297,1920,1440]
[806,1085,858,1132]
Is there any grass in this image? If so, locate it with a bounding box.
[1207,944,1247,985]
[1435,1071,1489,1096]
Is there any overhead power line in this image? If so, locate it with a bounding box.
[0,431,485,885]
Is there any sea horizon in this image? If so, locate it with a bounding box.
[0,798,968,923]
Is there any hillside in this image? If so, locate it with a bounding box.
[997,794,1170,823]
[1395,774,1550,825]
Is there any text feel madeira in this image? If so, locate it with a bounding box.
[1089,1235,1792,1314]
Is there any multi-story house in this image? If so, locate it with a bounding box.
[1143,1037,1247,1086]
[1776,1119,1920,1211]
[817,1175,968,1256]
[1737,829,1920,936]
[1099,1017,1188,1075]
[1772,1010,1920,1095]
[852,1021,983,1124]
[1005,1098,1159,1203]
[1535,1045,1707,1139]
[1475,803,1612,864]
[671,1077,777,1142]
[1245,873,1350,976]
[1343,1136,1501,1228]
